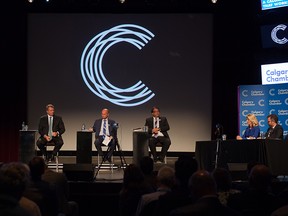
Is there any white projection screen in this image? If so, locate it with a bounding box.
[27,13,213,152]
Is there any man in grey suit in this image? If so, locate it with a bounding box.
[36,104,65,162]
[145,106,171,163]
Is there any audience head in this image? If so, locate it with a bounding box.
[212,167,232,192]
[249,164,272,192]
[189,170,217,199]
[246,160,261,178]
[139,156,154,175]
[174,155,198,187]
[157,165,175,188]
[0,162,31,200]
[122,163,145,189]
[29,156,46,181]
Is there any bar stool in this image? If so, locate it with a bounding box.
[156,142,167,163]
[45,142,60,172]
[150,143,167,164]
[97,144,114,173]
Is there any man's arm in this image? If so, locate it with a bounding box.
[160,117,170,132]
[56,116,65,135]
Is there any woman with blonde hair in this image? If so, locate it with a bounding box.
[236,113,260,140]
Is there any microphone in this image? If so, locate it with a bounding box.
[215,123,223,138]
[113,122,119,129]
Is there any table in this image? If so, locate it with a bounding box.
[19,130,37,164]
[133,131,149,166]
[76,131,93,164]
[195,139,288,176]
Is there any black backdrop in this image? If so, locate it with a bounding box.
[2,0,288,162]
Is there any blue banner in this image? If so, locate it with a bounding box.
[238,83,288,138]
[261,0,288,10]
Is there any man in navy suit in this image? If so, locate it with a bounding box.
[145,106,171,163]
[36,104,65,162]
[91,108,117,163]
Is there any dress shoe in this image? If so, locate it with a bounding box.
[49,154,55,162]
[107,157,112,163]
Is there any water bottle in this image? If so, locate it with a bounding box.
[22,122,25,130]
[81,123,86,131]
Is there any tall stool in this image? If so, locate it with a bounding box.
[97,144,114,173]
[45,142,60,172]
[151,143,167,164]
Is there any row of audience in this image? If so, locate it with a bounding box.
[119,155,288,216]
[2,155,288,216]
[0,156,78,216]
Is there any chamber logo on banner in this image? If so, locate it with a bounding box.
[261,23,288,48]
[238,83,288,137]
[80,24,155,107]
[271,24,288,44]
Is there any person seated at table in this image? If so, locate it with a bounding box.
[236,113,260,140]
[264,113,284,140]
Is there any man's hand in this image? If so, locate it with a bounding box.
[152,128,159,134]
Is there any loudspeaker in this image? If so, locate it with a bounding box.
[63,164,95,182]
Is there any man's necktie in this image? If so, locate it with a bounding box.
[103,119,107,138]
[48,116,53,139]
[155,119,158,128]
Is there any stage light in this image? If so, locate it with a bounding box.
[119,0,125,3]
[28,0,34,3]
[212,0,217,3]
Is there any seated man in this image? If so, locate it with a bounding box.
[90,108,117,163]
[145,106,171,163]
[265,114,283,140]
[36,104,65,162]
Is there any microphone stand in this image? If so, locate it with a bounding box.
[215,137,221,169]
[214,125,223,169]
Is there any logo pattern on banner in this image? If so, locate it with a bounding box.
[80,24,155,107]
[238,83,288,137]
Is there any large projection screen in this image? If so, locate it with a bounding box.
[27,13,213,152]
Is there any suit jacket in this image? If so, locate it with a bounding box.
[145,116,170,138]
[92,118,117,139]
[170,196,241,216]
[38,115,65,137]
[265,124,284,140]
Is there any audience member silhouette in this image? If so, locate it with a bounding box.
[212,167,241,206]
[0,161,34,216]
[139,156,158,191]
[19,196,42,216]
[135,165,176,216]
[16,163,42,216]
[153,155,198,216]
[23,156,59,216]
[118,164,154,216]
[42,164,79,216]
[170,169,241,216]
[227,164,282,216]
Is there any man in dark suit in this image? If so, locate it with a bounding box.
[90,108,117,163]
[145,106,171,163]
[265,114,284,140]
[36,104,65,162]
